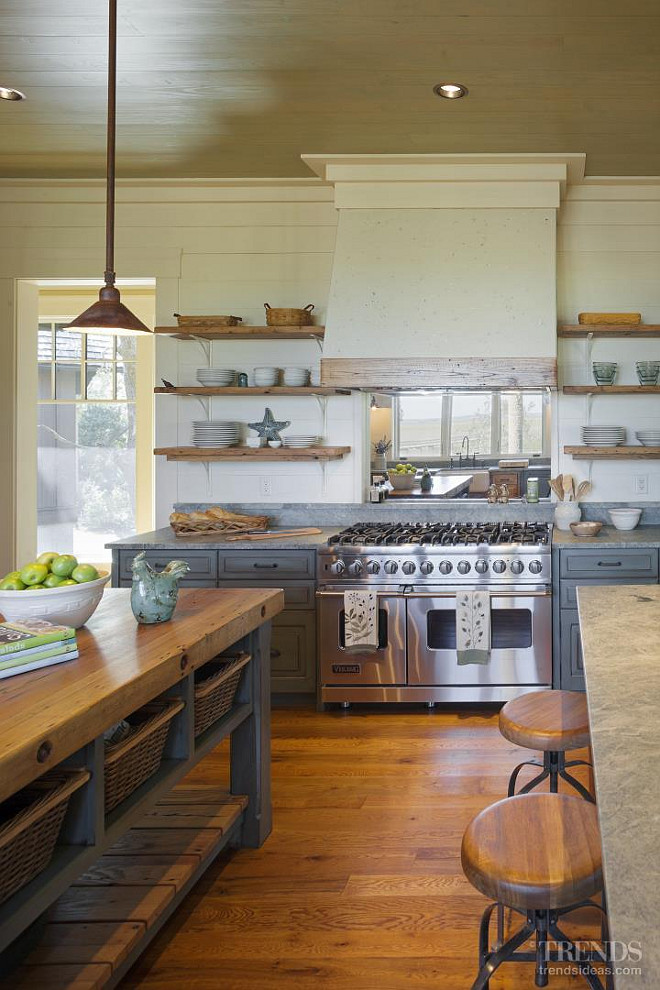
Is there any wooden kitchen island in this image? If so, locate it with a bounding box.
[0,587,283,988]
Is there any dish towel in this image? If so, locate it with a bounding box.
[343,590,379,654]
[456,590,491,665]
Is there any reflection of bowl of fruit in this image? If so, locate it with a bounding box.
[387,464,419,491]
[0,553,110,628]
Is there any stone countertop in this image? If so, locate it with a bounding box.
[577,585,660,989]
[552,525,660,549]
[107,527,337,551]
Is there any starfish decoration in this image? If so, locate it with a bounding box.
[248,407,290,442]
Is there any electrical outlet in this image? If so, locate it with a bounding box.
[259,477,272,496]
[634,474,649,496]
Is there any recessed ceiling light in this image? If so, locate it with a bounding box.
[0,87,26,101]
[433,83,468,100]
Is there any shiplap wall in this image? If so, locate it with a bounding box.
[557,181,660,502]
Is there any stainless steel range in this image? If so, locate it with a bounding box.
[317,522,552,705]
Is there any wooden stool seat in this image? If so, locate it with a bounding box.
[500,689,591,752]
[461,793,602,912]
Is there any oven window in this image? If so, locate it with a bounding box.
[426,608,533,650]
[339,609,389,649]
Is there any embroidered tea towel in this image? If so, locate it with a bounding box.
[456,590,491,665]
[344,590,378,654]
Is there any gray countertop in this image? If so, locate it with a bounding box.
[552,525,660,549]
[387,474,473,499]
[577,585,660,989]
[107,527,337,550]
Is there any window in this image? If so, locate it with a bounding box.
[37,321,138,562]
[394,390,548,461]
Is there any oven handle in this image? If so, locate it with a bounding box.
[316,590,408,599]
[316,588,552,598]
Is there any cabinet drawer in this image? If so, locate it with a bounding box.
[118,578,217,589]
[218,550,315,579]
[118,550,217,582]
[560,548,658,580]
[271,610,316,693]
[208,578,315,610]
[560,576,658,609]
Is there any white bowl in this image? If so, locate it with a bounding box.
[608,509,642,531]
[0,572,111,628]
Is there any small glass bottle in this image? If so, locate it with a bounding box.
[526,477,539,503]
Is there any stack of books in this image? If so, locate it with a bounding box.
[0,619,78,680]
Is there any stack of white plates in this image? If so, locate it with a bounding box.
[282,366,310,387]
[636,430,660,447]
[581,426,626,447]
[192,421,240,447]
[282,435,320,448]
[254,366,279,387]
[196,368,236,387]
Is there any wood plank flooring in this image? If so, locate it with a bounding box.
[121,705,601,989]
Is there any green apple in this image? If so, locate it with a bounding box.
[71,563,99,584]
[0,577,26,590]
[43,573,65,588]
[20,562,49,586]
[58,578,78,586]
[2,570,21,582]
[25,584,46,591]
[36,551,59,568]
[50,554,78,578]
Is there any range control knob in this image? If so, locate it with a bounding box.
[384,560,399,574]
[492,559,506,574]
[438,560,453,575]
[510,559,524,575]
[366,559,381,574]
[330,560,345,575]
[402,560,416,575]
[348,560,364,576]
[474,559,488,574]
[529,559,543,575]
[457,560,471,574]
[419,560,434,575]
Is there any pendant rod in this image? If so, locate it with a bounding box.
[105,0,117,287]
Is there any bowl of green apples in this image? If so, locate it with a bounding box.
[0,553,110,628]
[387,464,419,491]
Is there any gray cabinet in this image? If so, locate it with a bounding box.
[270,611,316,693]
[555,546,659,691]
[116,549,217,585]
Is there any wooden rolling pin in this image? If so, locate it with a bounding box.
[224,527,323,542]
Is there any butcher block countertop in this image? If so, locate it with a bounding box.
[0,587,283,804]
[577,584,660,989]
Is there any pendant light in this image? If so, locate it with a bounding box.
[66,0,151,336]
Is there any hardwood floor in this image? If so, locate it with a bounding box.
[122,705,601,989]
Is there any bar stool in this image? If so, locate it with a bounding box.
[462,793,611,989]
[500,690,594,801]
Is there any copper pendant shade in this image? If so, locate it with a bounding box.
[66,0,151,336]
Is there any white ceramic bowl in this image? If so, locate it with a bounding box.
[0,572,111,628]
[608,508,642,531]
[387,471,418,491]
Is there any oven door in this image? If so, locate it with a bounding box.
[317,589,407,685]
[407,590,552,686]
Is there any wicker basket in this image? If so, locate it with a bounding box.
[194,653,251,737]
[104,698,184,813]
[169,509,269,537]
[0,768,90,905]
[174,314,242,327]
[264,303,314,327]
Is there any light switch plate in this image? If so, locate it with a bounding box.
[634,474,649,495]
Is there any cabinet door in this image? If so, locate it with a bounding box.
[559,609,585,692]
[270,610,316,693]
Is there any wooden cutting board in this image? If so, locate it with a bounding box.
[224,528,322,542]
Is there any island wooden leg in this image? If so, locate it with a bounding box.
[230,620,272,847]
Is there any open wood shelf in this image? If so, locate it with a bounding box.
[564,445,660,459]
[154,445,351,462]
[154,325,324,341]
[562,385,660,394]
[558,324,660,338]
[154,385,350,396]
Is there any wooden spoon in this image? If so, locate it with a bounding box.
[563,474,574,502]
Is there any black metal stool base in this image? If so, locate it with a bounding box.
[508,750,595,802]
[472,899,613,990]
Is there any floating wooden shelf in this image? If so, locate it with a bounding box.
[558,324,660,338]
[562,385,660,394]
[154,445,351,462]
[564,445,660,459]
[154,386,350,396]
[154,325,324,341]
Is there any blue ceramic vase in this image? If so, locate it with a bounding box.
[130,551,190,624]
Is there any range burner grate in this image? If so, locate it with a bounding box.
[327,521,550,547]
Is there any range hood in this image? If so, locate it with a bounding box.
[302,154,585,389]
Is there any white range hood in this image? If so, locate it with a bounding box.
[302,153,585,389]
